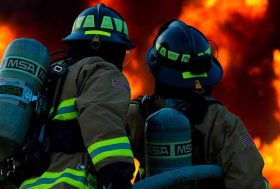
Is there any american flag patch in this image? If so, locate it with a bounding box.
[241,134,255,149]
[112,78,130,92]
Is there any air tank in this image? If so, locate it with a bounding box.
[145,107,192,176]
[0,38,50,161]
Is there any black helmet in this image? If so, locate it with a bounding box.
[147,19,223,89]
[63,3,134,50]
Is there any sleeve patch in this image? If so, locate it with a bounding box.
[241,134,255,149]
[112,78,130,92]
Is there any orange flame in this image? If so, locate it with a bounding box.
[0,25,15,61]
[179,0,268,73]
[178,0,280,188]
[255,136,280,189]
[273,49,280,123]
[267,50,280,189]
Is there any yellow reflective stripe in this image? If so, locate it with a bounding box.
[155,42,161,51]
[19,168,87,189]
[84,30,111,37]
[123,21,128,36]
[92,149,133,165]
[101,16,113,30]
[83,15,95,28]
[167,50,179,61]
[58,98,76,109]
[182,72,208,79]
[88,137,133,165]
[51,98,78,121]
[181,54,190,63]
[73,16,86,31]
[159,47,167,57]
[113,18,123,32]
[204,47,212,55]
[53,112,78,120]
[88,137,130,152]
[155,42,212,63]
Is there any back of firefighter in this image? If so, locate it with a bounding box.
[19,3,135,189]
[127,19,270,189]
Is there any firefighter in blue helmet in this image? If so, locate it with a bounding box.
[19,3,135,189]
[127,19,270,189]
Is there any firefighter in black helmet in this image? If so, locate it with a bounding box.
[127,19,270,189]
[19,3,135,189]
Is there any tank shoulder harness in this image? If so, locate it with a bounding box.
[133,95,221,122]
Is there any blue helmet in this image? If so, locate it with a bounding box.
[147,19,223,89]
[63,3,134,50]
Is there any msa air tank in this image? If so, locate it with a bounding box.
[145,107,192,176]
[0,38,50,161]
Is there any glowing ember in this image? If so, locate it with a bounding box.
[0,25,14,61]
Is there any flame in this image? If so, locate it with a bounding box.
[255,137,280,189]
[273,49,280,122]
[179,0,268,73]
[271,49,280,188]
[178,1,280,188]
[0,25,15,61]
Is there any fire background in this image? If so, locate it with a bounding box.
[1,0,280,188]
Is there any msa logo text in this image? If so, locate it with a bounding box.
[6,58,38,75]
[2,58,47,82]
[175,142,192,155]
[146,144,170,156]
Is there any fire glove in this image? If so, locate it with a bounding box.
[98,162,135,189]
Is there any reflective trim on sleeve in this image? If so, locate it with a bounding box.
[19,168,96,189]
[87,136,133,165]
[50,98,79,121]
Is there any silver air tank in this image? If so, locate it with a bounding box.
[145,107,192,176]
[0,38,50,161]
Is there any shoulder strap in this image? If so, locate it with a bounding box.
[134,95,158,120]
[175,95,221,125]
[47,60,70,120]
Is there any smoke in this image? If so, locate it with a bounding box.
[1,0,280,141]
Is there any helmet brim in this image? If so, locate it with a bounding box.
[147,48,223,89]
[63,31,134,50]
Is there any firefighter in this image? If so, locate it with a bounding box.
[19,3,135,189]
[127,19,270,189]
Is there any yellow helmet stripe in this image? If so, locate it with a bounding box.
[182,72,208,79]
[84,30,111,37]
